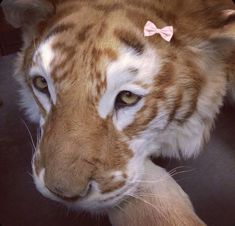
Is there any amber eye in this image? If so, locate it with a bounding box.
[32,76,48,94]
[115,91,142,110]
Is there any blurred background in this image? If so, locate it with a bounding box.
[0,3,235,226]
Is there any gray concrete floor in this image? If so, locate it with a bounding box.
[0,54,234,226]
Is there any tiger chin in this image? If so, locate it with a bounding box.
[2,0,235,212]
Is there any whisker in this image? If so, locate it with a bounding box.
[135,193,178,200]
[169,169,195,177]
[127,194,168,220]
[136,165,191,176]
[27,171,33,178]
[134,173,173,184]
[168,165,191,174]
[135,170,194,184]
[115,203,132,220]
[133,192,192,207]
[135,178,168,183]
[20,118,36,152]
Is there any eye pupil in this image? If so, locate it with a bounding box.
[115,91,141,110]
[125,91,132,97]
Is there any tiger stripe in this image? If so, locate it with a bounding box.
[7,0,235,211]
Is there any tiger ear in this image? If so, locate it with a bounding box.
[1,0,54,28]
[197,6,235,59]
[220,8,235,29]
[212,7,235,36]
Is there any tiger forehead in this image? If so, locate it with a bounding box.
[39,23,145,94]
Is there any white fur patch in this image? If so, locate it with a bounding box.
[110,171,126,182]
[98,46,162,131]
[29,37,57,113]
[113,100,145,131]
[34,38,54,75]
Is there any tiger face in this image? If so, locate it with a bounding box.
[2,0,235,211]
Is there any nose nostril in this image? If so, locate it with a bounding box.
[80,182,92,197]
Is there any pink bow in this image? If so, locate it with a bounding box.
[144,21,174,42]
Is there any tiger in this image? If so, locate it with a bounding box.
[2,0,235,214]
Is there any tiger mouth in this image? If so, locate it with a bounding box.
[47,173,138,212]
[98,179,136,204]
[76,175,138,211]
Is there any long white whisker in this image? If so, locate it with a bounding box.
[20,118,36,151]
[135,173,172,184]
[169,169,195,177]
[137,165,191,176]
[135,178,168,183]
[135,170,194,184]
[114,203,133,221]
[127,194,168,220]
[168,166,191,174]
[136,193,178,200]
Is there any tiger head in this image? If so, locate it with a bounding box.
[2,0,235,211]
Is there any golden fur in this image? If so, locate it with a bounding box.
[2,0,235,220]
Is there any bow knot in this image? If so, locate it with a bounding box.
[144,21,174,42]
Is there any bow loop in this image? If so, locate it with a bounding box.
[144,21,174,42]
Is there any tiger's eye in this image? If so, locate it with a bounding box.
[32,76,48,93]
[115,91,141,109]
